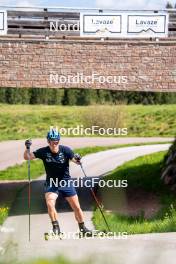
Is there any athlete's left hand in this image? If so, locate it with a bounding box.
[73,153,82,164]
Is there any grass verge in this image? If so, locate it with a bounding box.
[0,206,9,225]
[93,151,176,234]
[0,104,176,140]
[0,255,96,264]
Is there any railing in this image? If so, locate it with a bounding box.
[168,9,176,36]
[1,7,176,38]
[7,9,80,37]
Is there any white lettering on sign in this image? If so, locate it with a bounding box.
[136,19,158,25]
[91,18,114,25]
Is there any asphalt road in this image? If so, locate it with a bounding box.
[1,143,175,264]
[0,137,173,170]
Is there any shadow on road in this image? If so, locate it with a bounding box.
[2,177,98,216]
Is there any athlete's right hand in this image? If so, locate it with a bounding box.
[74,153,81,162]
[25,139,32,149]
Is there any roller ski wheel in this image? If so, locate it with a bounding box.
[44,231,63,241]
[78,230,107,238]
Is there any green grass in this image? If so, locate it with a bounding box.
[0,160,44,181]
[94,204,176,234]
[104,151,166,191]
[0,104,176,141]
[22,256,95,264]
[0,206,9,225]
[127,104,176,137]
[93,151,176,234]
[0,255,98,264]
[23,258,78,264]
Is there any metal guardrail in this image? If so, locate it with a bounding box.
[1,7,176,38]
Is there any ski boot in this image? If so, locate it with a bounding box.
[78,222,93,238]
[52,220,61,236]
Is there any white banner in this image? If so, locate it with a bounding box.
[80,11,168,38]
[127,15,167,35]
[0,10,7,35]
[82,15,121,35]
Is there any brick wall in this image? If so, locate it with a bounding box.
[0,38,176,92]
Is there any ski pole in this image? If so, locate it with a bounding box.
[80,163,111,232]
[25,140,32,242]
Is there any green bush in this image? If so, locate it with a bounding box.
[82,105,126,132]
[1,87,176,105]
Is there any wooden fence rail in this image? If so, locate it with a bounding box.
[5,9,176,38]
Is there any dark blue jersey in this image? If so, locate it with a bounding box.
[33,145,74,184]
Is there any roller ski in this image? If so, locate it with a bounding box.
[78,229,108,238]
[78,222,93,238]
[44,231,63,241]
[44,221,63,241]
[78,222,107,238]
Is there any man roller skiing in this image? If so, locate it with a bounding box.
[23,127,92,236]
